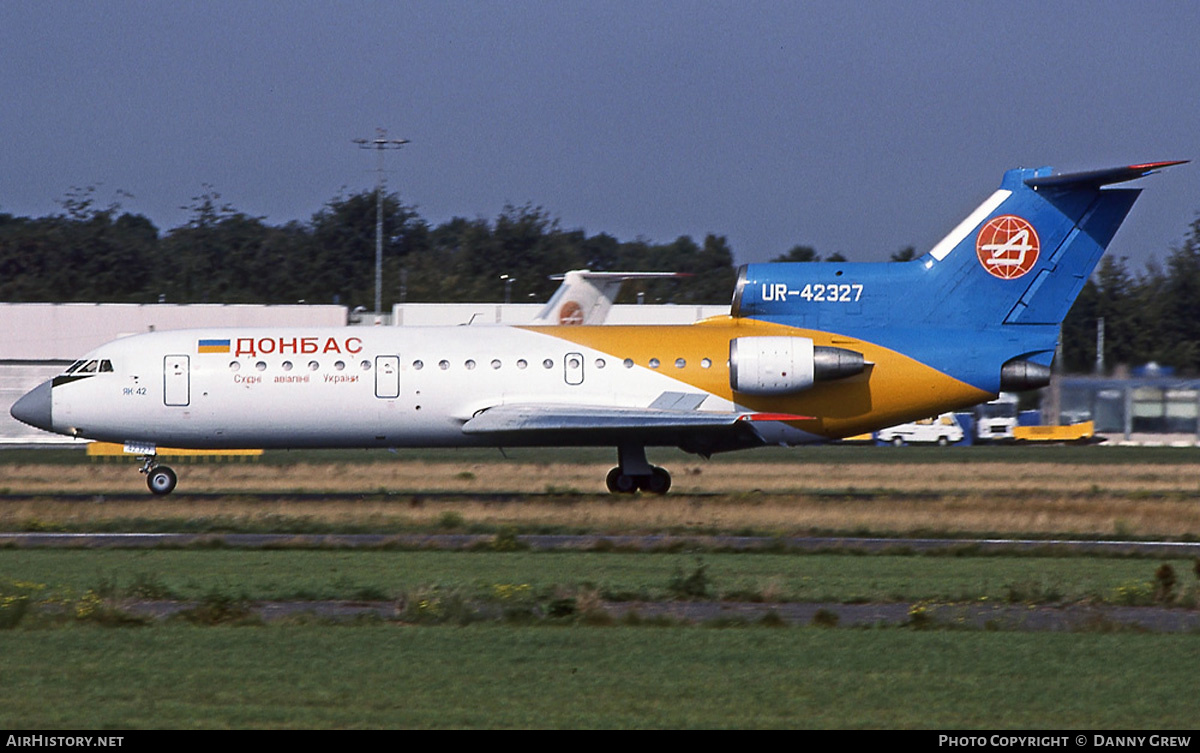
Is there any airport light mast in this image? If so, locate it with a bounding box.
[353,128,409,322]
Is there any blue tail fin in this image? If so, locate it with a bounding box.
[733,161,1185,331]
[731,161,1185,393]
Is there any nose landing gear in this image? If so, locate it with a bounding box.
[140,455,178,495]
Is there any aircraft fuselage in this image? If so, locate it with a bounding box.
[33,319,990,451]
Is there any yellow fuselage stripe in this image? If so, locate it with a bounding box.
[520,317,992,438]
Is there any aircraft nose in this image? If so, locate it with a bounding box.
[10,380,53,431]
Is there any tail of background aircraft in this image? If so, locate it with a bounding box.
[532,270,689,325]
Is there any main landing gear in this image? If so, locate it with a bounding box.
[605,444,671,495]
[139,454,178,496]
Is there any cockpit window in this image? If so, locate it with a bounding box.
[62,359,112,375]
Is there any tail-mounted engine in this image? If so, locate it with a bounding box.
[729,336,865,396]
[999,359,1052,391]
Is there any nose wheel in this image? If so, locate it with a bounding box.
[146,466,178,495]
[139,455,178,495]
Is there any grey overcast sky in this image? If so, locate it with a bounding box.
[1,1,1197,270]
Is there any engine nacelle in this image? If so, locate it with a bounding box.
[729,336,865,396]
[999,359,1052,391]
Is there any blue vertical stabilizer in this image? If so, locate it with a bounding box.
[732,161,1186,392]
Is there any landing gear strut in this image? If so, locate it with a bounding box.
[605,444,671,495]
[140,455,178,495]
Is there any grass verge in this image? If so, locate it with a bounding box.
[2,549,1197,609]
[1,626,1198,728]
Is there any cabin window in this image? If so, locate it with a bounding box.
[360,360,371,371]
[623,358,634,369]
[255,361,267,372]
[675,358,686,369]
[649,358,660,369]
[281,361,293,372]
[465,360,476,370]
[595,358,606,369]
[229,361,241,372]
[543,359,554,369]
[701,358,712,369]
[308,361,319,371]
[491,359,502,370]
[334,360,346,371]
[413,360,424,370]
[517,359,528,369]
[439,360,450,370]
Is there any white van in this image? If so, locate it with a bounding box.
[877,413,964,446]
[973,392,1019,442]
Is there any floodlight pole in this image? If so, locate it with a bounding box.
[353,128,409,321]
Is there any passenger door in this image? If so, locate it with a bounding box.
[163,355,189,407]
[375,355,400,399]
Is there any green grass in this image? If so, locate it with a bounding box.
[1,549,1194,605]
[2,547,1198,728]
[0,626,1197,728]
[5,444,1200,728]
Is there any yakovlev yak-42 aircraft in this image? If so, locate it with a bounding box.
[11,161,1186,495]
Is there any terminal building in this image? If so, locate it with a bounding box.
[1056,375,1200,445]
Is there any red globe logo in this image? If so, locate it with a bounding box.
[558,300,585,325]
[976,215,1040,280]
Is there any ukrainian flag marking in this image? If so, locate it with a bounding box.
[198,338,231,354]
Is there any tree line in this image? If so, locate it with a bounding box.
[2,185,1199,375]
[1061,215,1200,374]
[0,186,736,308]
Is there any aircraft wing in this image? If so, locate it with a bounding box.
[461,402,813,453]
[464,403,746,433]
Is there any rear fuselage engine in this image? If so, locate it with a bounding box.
[729,336,865,396]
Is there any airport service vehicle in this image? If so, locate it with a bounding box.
[974,392,1020,442]
[1012,421,1096,443]
[11,161,1184,494]
[877,413,964,446]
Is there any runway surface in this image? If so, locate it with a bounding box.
[3,531,1199,556]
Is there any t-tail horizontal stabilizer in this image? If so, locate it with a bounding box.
[1024,160,1188,189]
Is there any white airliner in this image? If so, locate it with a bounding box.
[10,161,1184,495]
